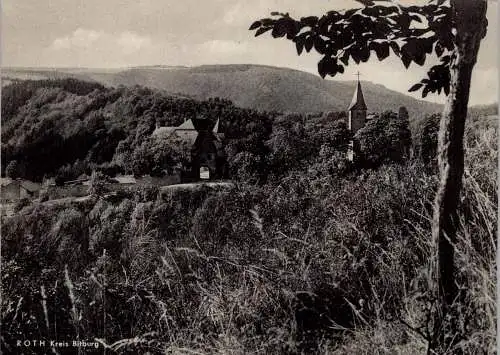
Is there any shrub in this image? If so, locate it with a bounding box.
[414,113,440,168]
[1,79,495,353]
[191,188,263,259]
[48,208,88,268]
[88,198,134,257]
[356,110,412,167]
[87,170,108,196]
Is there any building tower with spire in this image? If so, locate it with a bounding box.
[348,75,367,134]
[347,74,367,161]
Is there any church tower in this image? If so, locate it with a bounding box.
[348,77,367,134]
[347,75,367,161]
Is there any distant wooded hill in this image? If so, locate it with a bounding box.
[3,65,444,118]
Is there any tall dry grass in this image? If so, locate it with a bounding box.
[1,117,496,354]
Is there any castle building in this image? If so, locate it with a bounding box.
[347,77,367,161]
[153,117,227,181]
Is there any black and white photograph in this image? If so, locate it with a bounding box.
[1,0,498,353]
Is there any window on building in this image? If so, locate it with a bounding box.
[200,166,210,180]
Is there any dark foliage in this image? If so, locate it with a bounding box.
[356,110,412,167]
[249,0,457,98]
[414,113,441,169]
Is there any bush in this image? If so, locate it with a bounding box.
[88,198,134,257]
[134,184,160,203]
[191,188,263,258]
[39,191,49,202]
[356,110,412,167]
[87,170,108,196]
[414,113,440,168]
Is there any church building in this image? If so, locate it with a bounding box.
[347,76,367,161]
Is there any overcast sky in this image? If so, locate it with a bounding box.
[2,0,498,104]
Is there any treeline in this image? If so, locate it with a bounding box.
[1,78,456,184]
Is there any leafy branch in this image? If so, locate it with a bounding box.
[249,0,454,97]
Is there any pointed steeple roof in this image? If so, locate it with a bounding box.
[212,119,221,133]
[348,79,367,111]
[212,118,224,141]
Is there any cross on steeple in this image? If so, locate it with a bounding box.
[348,73,367,112]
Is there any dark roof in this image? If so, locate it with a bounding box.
[153,118,223,145]
[192,117,212,131]
[1,179,41,192]
[64,178,89,186]
[348,80,367,111]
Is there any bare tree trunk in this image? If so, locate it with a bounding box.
[430,0,487,352]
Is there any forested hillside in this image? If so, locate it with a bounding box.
[1,79,274,182]
[1,78,497,353]
[2,65,443,116]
